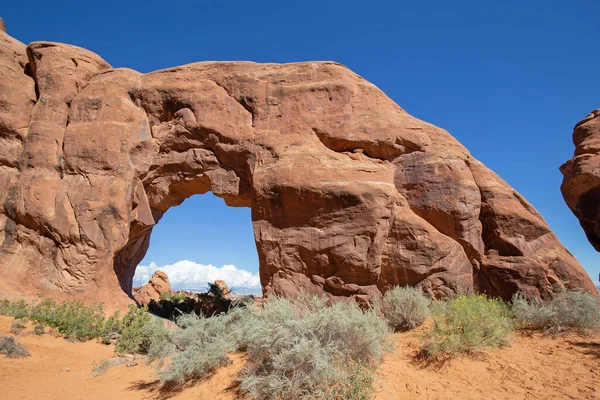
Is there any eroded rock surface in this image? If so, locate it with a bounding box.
[0,27,595,308]
[561,110,600,252]
[133,270,171,306]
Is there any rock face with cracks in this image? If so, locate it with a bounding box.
[561,110,600,253]
[0,27,595,308]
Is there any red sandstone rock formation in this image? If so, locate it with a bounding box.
[0,26,595,308]
[133,270,171,306]
[214,280,233,299]
[561,110,600,251]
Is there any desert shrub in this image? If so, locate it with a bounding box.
[379,286,430,331]
[512,289,600,333]
[239,295,390,400]
[102,311,123,336]
[33,323,45,335]
[160,292,187,302]
[115,305,166,354]
[148,297,198,320]
[422,294,515,358]
[0,299,29,319]
[148,307,248,386]
[0,335,30,358]
[0,298,160,348]
[329,362,375,400]
[10,319,26,335]
[149,284,252,320]
[0,299,9,315]
[159,292,171,301]
[147,294,389,398]
[28,300,108,340]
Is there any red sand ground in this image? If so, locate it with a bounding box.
[0,315,599,399]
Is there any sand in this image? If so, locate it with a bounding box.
[0,315,599,399]
[374,325,600,400]
[0,316,243,399]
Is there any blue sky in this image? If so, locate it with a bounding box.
[4,0,600,290]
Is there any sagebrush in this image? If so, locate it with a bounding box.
[379,286,430,331]
[512,289,600,333]
[422,294,515,358]
[148,309,245,386]
[238,295,390,400]
[147,294,390,400]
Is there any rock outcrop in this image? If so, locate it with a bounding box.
[133,270,171,306]
[561,110,600,251]
[214,280,233,299]
[0,26,595,308]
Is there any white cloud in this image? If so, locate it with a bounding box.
[133,260,261,293]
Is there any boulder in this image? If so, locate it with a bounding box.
[214,280,232,299]
[0,27,595,308]
[133,270,171,306]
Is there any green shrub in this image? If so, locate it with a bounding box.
[159,292,170,301]
[0,298,157,348]
[0,299,29,319]
[115,305,166,354]
[29,300,108,340]
[10,319,26,335]
[33,323,45,335]
[160,292,186,303]
[0,335,30,358]
[422,294,515,358]
[512,289,600,333]
[379,286,430,331]
[239,295,390,400]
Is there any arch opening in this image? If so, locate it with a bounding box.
[115,192,259,299]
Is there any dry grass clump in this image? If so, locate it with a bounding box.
[0,335,30,358]
[33,323,45,335]
[421,294,515,358]
[9,319,26,335]
[512,288,600,333]
[91,357,138,377]
[378,286,430,331]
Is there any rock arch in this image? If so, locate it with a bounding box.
[0,29,595,308]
